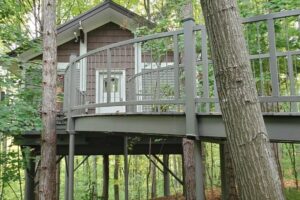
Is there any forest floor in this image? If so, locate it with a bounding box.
[154,188,221,200]
[154,185,300,200]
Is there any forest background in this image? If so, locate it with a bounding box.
[0,0,299,199]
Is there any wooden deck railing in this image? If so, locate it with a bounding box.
[63,10,300,116]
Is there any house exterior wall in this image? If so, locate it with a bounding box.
[84,22,135,112]
[87,22,133,51]
[57,40,80,62]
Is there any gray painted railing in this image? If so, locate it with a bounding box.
[64,10,300,116]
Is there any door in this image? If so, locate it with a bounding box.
[96,70,126,113]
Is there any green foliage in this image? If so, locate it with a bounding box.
[238,0,300,18]
[0,151,22,183]
[0,0,299,199]
[0,64,42,136]
[285,188,300,200]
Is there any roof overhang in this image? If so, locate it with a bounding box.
[18,1,151,62]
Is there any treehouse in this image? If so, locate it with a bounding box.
[14,1,300,199]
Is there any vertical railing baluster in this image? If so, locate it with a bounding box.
[107,48,112,104]
[68,57,77,112]
[63,66,69,111]
[256,22,265,96]
[287,53,297,111]
[201,27,209,113]
[173,34,180,106]
[213,78,220,112]
[156,44,161,112]
[267,18,280,97]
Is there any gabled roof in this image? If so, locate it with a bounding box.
[57,0,151,34]
[18,0,152,62]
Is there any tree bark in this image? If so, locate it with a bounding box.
[92,156,98,200]
[272,143,284,187]
[102,155,109,200]
[114,155,120,200]
[39,0,57,199]
[220,143,239,200]
[182,138,196,200]
[35,160,41,200]
[151,156,157,199]
[200,0,284,199]
[163,154,170,197]
[56,157,60,200]
[181,1,197,199]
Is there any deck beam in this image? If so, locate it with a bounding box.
[74,114,300,142]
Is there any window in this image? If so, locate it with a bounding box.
[103,77,119,93]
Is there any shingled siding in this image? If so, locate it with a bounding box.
[57,40,79,62]
[85,22,135,113]
[87,22,133,50]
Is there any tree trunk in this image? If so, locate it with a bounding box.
[25,153,35,200]
[200,0,284,199]
[220,143,239,200]
[143,0,151,21]
[151,156,157,199]
[182,138,196,200]
[39,0,57,199]
[92,156,98,200]
[272,143,284,187]
[0,136,7,199]
[102,155,109,200]
[286,144,299,190]
[56,157,60,200]
[35,160,41,200]
[163,155,170,197]
[114,155,120,200]
[182,1,197,199]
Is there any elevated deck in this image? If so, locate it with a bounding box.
[18,10,300,155]
[74,113,300,142]
[18,10,300,200]
[17,112,300,156]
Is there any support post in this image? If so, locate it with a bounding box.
[64,156,69,200]
[183,14,205,200]
[124,136,129,200]
[68,132,75,200]
[183,16,197,138]
[194,141,205,200]
[151,155,183,185]
[102,155,109,200]
[67,54,77,200]
[163,155,170,196]
[25,156,35,200]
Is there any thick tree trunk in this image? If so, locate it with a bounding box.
[114,155,120,200]
[220,143,239,200]
[272,143,284,187]
[39,0,57,199]
[102,155,109,200]
[200,0,284,199]
[182,138,196,200]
